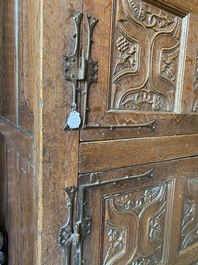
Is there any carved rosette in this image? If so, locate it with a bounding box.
[180,177,198,251]
[110,0,183,113]
[102,183,172,264]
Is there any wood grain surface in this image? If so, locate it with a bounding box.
[1,0,198,264]
[79,134,198,173]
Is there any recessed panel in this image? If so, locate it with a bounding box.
[102,181,173,264]
[109,0,185,112]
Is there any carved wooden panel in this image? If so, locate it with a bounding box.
[110,0,184,112]
[102,181,173,264]
[192,51,198,112]
[81,0,198,142]
[180,177,198,251]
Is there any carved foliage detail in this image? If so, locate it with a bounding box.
[110,0,182,112]
[192,52,198,112]
[161,47,180,86]
[103,183,172,264]
[180,177,198,250]
[114,37,138,76]
[103,228,126,265]
[129,0,175,30]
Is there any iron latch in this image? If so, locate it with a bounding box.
[58,187,91,265]
[63,11,99,130]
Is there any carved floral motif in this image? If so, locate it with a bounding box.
[180,177,198,250]
[129,0,175,30]
[103,228,126,265]
[110,0,182,112]
[161,47,179,85]
[103,183,172,264]
[114,37,138,77]
[120,83,168,111]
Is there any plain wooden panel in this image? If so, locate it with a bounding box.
[6,143,19,265]
[79,134,198,173]
[80,114,198,141]
[0,1,3,114]
[2,0,16,123]
[0,134,4,230]
[18,155,35,265]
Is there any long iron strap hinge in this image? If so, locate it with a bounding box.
[58,186,91,265]
[63,11,99,130]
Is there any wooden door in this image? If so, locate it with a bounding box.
[58,0,198,265]
[1,0,198,265]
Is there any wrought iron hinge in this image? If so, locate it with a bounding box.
[58,187,91,265]
[63,11,99,130]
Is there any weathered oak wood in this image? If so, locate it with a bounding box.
[80,157,198,264]
[0,118,33,163]
[79,134,198,173]
[2,0,16,123]
[1,0,198,264]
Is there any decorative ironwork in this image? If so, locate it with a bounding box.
[58,186,91,265]
[63,10,156,132]
[59,169,154,264]
[63,11,98,130]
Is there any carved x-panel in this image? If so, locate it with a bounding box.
[79,158,198,264]
[102,182,173,264]
[110,0,183,112]
[80,0,198,141]
[80,166,177,264]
